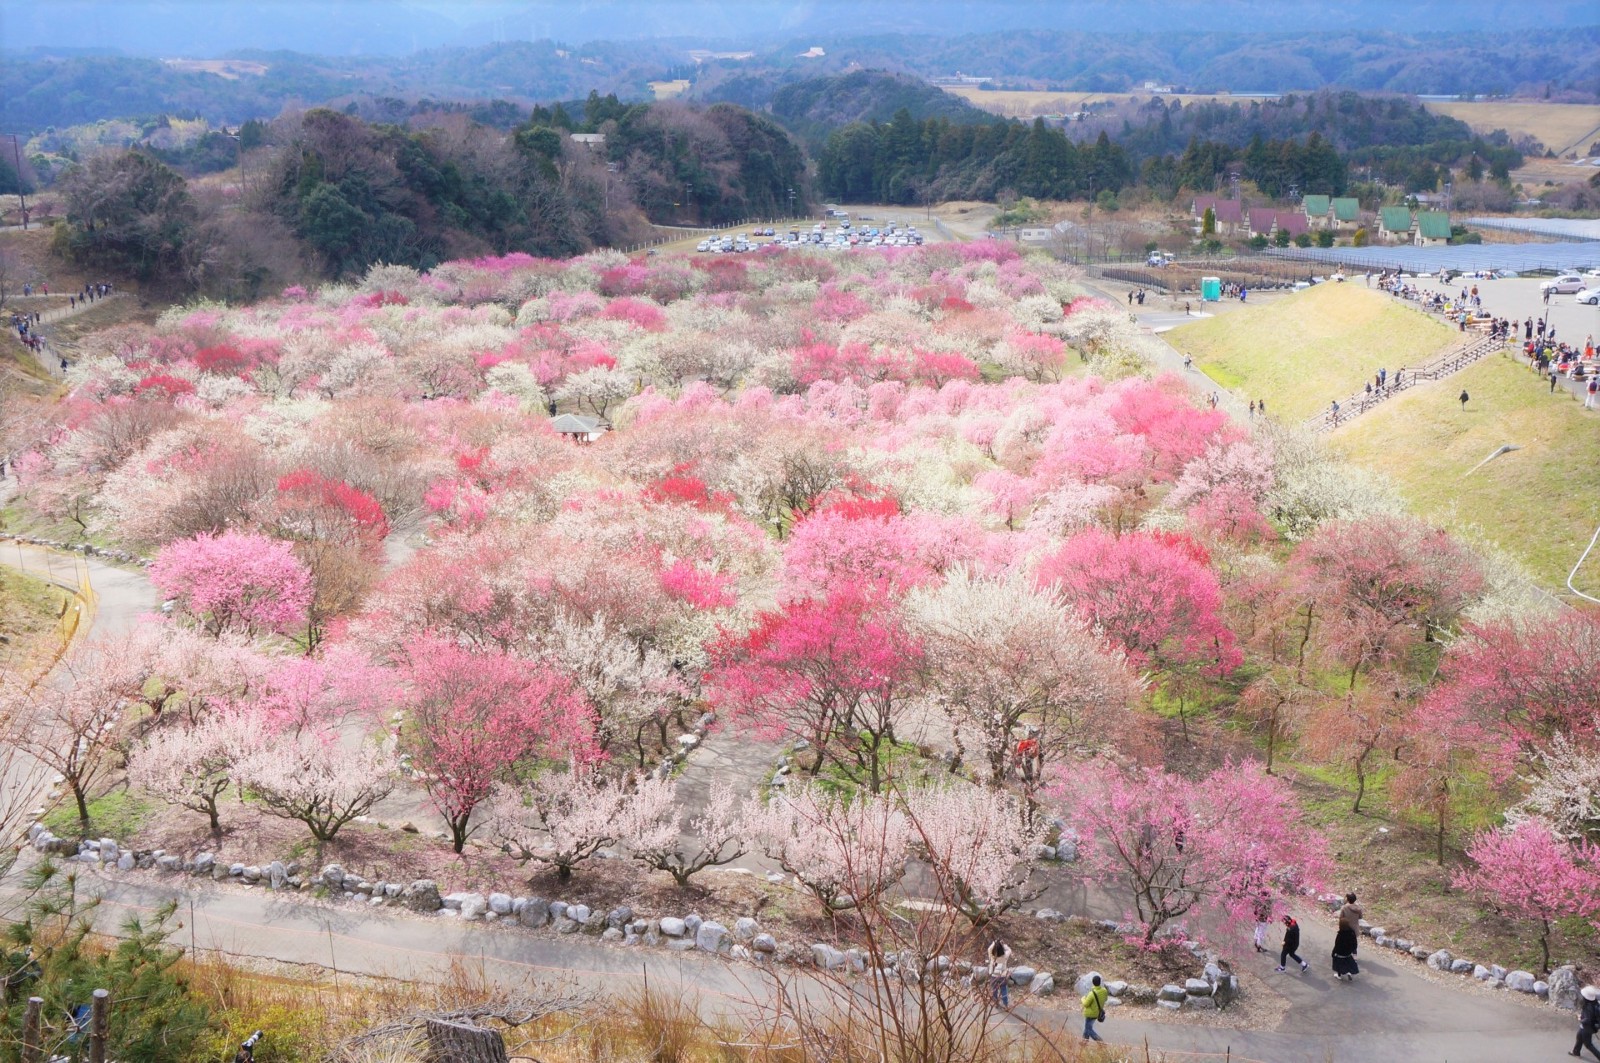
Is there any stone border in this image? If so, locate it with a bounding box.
[1313,893,1580,1010]
[1,533,149,567]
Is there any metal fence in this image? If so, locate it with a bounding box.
[616,216,818,254]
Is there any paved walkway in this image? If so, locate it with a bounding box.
[0,489,1585,1063]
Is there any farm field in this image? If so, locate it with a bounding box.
[1165,283,1457,422]
[648,78,690,99]
[1423,100,1600,156]
[943,85,1259,117]
[1332,352,1600,595]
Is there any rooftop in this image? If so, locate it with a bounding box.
[1416,211,1453,240]
[1302,194,1331,217]
[1380,206,1414,232]
[1332,197,1360,222]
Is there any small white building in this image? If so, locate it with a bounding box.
[551,413,606,443]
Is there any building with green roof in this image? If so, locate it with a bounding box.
[1379,206,1414,243]
[1331,197,1360,229]
[1415,211,1452,246]
[1302,195,1331,227]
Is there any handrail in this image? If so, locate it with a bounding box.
[1304,333,1503,433]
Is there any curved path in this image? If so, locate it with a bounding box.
[0,480,1583,1062]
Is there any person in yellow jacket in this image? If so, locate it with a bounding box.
[1081,974,1109,1042]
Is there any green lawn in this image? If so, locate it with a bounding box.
[1333,352,1600,594]
[1167,284,1456,421]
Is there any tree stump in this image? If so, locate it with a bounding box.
[423,1018,509,1063]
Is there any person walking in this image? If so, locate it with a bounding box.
[1573,984,1600,1059]
[1553,369,1562,393]
[1277,914,1309,973]
[1587,377,1597,410]
[1459,389,1470,410]
[1081,974,1109,1042]
[986,939,1013,1009]
[1252,891,1273,953]
[1332,893,1362,981]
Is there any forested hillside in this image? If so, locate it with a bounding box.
[49,98,808,298]
[707,71,988,151]
[816,92,1523,204]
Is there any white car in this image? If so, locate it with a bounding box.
[1541,274,1586,294]
[695,240,710,252]
[1576,288,1600,306]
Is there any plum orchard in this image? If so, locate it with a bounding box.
[2,242,1595,954]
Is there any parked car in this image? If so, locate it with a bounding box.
[695,240,710,252]
[1576,288,1600,306]
[1541,274,1587,294]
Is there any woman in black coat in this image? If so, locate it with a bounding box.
[1331,923,1360,981]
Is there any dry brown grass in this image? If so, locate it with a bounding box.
[1423,101,1600,156]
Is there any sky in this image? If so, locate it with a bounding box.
[1,1,1589,56]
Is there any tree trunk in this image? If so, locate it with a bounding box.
[74,784,91,833]
[207,802,221,835]
[450,814,470,855]
[1351,755,1368,814]
[1539,918,1551,975]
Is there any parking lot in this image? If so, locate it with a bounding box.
[694,214,934,254]
[1393,273,1600,345]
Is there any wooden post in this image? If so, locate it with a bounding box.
[88,987,109,1063]
[423,1017,509,1063]
[21,996,42,1063]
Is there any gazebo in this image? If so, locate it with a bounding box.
[551,413,605,443]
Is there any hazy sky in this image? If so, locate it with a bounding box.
[1,1,1589,55]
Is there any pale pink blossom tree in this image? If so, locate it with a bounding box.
[1454,819,1600,973]
[232,732,397,844]
[150,530,314,638]
[481,772,638,881]
[901,784,1049,925]
[127,711,266,834]
[905,569,1139,789]
[1053,760,1327,946]
[618,778,752,888]
[743,783,912,913]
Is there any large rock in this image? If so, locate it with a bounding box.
[267,861,288,890]
[1035,908,1063,922]
[98,839,118,865]
[488,893,513,916]
[1008,966,1036,987]
[1184,978,1213,997]
[811,943,846,970]
[1158,984,1187,1003]
[1213,975,1240,1009]
[193,853,215,875]
[1489,964,1507,981]
[1450,959,1474,974]
[553,916,581,935]
[569,904,592,925]
[1074,972,1104,997]
[1028,972,1055,997]
[1506,971,1537,994]
[752,934,777,954]
[1426,949,1454,972]
[459,894,488,920]
[1472,965,1493,981]
[1106,980,1129,997]
[401,880,442,912]
[659,917,687,938]
[696,921,729,954]
[684,914,703,936]
[520,898,551,928]
[1549,966,1581,1010]
[320,864,346,889]
[607,906,634,930]
[733,917,760,941]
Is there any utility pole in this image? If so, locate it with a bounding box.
[5,134,26,229]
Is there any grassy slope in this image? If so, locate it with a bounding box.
[1333,353,1600,594]
[1424,100,1600,155]
[1166,284,1457,421]
[0,567,71,673]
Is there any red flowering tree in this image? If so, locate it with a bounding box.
[1038,529,1240,676]
[400,637,598,852]
[1454,819,1600,973]
[706,586,921,793]
[1424,614,1600,773]
[1290,515,1484,687]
